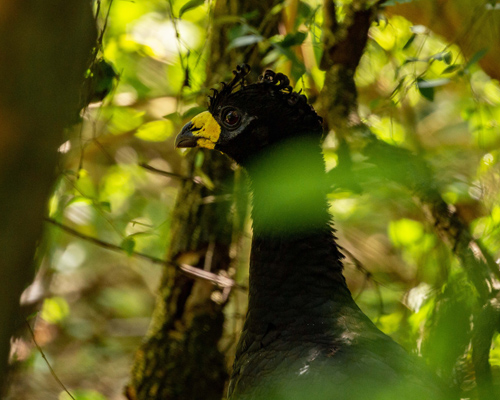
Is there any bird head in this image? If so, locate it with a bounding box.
[175,64,323,165]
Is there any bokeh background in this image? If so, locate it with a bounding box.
[5,0,500,399]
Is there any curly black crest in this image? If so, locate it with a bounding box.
[208,64,322,126]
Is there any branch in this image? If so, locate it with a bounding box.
[26,321,76,400]
[44,218,246,291]
[139,163,208,187]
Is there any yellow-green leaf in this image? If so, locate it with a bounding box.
[41,297,70,324]
[135,120,174,142]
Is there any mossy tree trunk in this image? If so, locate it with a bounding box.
[0,0,96,394]
[126,1,282,399]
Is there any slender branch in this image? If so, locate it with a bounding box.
[139,162,208,188]
[26,321,76,400]
[44,218,247,291]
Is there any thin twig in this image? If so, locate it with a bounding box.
[26,320,76,400]
[139,162,195,182]
[44,218,247,291]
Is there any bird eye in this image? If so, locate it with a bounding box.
[223,109,241,128]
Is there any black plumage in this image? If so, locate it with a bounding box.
[175,65,451,400]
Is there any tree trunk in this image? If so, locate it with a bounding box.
[126,1,282,399]
[0,0,96,394]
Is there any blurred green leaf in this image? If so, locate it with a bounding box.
[179,0,205,17]
[164,112,182,124]
[389,219,424,247]
[99,201,111,212]
[101,107,145,135]
[442,64,462,74]
[465,48,488,70]
[416,79,435,101]
[383,0,416,6]
[121,237,136,256]
[59,389,108,400]
[402,34,415,50]
[182,106,206,119]
[280,31,307,47]
[431,51,451,63]
[228,34,263,50]
[135,120,174,142]
[41,297,70,324]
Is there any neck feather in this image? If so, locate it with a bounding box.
[243,136,353,331]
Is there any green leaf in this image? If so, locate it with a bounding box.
[163,112,182,124]
[101,107,145,135]
[416,79,435,101]
[179,0,205,17]
[416,78,450,101]
[402,57,420,66]
[402,34,416,50]
[442,64,462,74]
[59,389,108,400]
[41,297,70,324]
[135,120,174,142]
[195,151,204,168]
[241,10,259,20]
[26,311,39,321]
[465,48,488,69]
[383,0,416,6]
[280,31,307,47]
[227,34,263,50]
[121,237,136,256]
[432,51,451,63]
[99,201,111,212]
[444,51,453,65]
[182,106,206,119]
[388,219,424,247]
[298,1,313,19]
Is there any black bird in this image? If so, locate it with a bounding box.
[175,65,451,400]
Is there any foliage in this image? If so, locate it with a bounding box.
[6,0,500,399]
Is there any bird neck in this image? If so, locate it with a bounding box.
[243,136,353,332]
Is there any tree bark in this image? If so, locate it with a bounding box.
[0,0,96,394]
[126,1,282,399]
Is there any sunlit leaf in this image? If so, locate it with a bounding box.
[41,297,70,324]
[135,120,174,142]
[59,389,108,400]
[101,107,145,135]
[227,34,263,50]
[389,218,424,247]
[402,34,415,50]
[179,0,205,17]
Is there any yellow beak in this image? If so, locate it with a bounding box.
[174,111,221,150]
